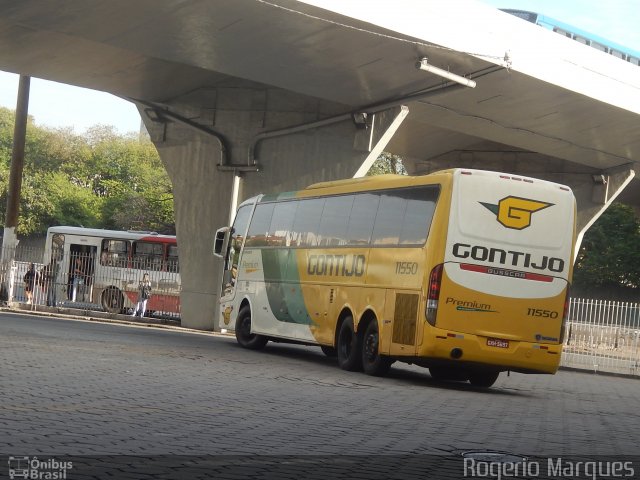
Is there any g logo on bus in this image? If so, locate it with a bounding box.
[480,196,553,230]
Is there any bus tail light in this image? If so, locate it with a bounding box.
[426,264,444,326]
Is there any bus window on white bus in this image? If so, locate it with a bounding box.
[101,239,129,267]
[132,241,164,271]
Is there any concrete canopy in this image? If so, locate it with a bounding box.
[0,0,637,168]
[0,0,638,328]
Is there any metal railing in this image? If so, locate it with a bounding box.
[0,244,181,320]
[563,298,640,376]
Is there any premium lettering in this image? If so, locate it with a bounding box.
[452,243,565,273]
[307,254,365,277]
[445,297,492,311]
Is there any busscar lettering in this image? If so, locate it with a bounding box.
[307,254,366,277]
[452,243,565,273]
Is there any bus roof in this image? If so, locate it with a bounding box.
[47,226,177,242]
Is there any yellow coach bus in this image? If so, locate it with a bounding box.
[214,169,576,387]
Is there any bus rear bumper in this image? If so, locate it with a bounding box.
[416,327,562,374]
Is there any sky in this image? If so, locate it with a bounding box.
[0,0,637,135]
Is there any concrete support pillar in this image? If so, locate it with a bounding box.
[141,84,402,330]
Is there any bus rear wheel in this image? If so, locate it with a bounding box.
[361,320,393,376]
[468,371,500,388]
[101,287,124,314]
[337,316,363,371]
[235,306,268,350]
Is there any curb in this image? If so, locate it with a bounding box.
[0,304,232,337]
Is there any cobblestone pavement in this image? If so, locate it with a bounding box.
[1,312,639,479]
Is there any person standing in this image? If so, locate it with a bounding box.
[40,260,59,307]
[23,263,38,305]
[71,256,84,302]
[132,273,152,317]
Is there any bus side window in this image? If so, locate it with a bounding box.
[225,205,252,290]
[101,239,128,267]
[167,245,179,273]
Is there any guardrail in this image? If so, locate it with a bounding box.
[563,298,640,376]
[0,245,181,321]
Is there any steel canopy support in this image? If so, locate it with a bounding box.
[574,166,636,258]
[353,105,409,178]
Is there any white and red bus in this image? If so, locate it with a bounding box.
[43,226,180,315]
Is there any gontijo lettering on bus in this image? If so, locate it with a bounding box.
[307,254,365,277]
[452,243,565,273]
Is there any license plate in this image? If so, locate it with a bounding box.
[487,338,509,348]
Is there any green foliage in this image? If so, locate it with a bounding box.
[367,152,406,176]
[573,203,640,290]
[0,106,174,235]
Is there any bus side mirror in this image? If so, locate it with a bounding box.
[213,227,231,257]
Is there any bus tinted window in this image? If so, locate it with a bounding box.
[291,198,325,247]
[370,187,438,246]
[371,192,406,245]
[246,203,275,247]
[346,193,379,245]
[318,195,354,246]
[269,201,298,247]
[398,188,438,245]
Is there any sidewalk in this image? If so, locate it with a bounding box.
[0,301,199,333]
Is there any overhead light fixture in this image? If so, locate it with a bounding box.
[415,57,476,88]
[352,112,369,129]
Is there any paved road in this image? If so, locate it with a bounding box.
[2,312,639,479]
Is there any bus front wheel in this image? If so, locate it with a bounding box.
[468,371,500,388]
[101,288,124,314]
[361,320,393,376]
[337,316,363,371]
[235,306,268,350]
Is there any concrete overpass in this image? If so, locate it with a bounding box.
[0,0,639,329]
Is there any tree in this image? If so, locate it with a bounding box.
[367,152,406,176]
[573,203,640,291]
[0,106,175,236]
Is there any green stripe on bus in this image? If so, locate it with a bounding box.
[262,249,313,325]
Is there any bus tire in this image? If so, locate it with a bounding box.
[320,346,337,357]
[235,306,268,350]
[337,316,363,371]
[101,287,124,314]
[361,320,393,376]
[468,371,499,388]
